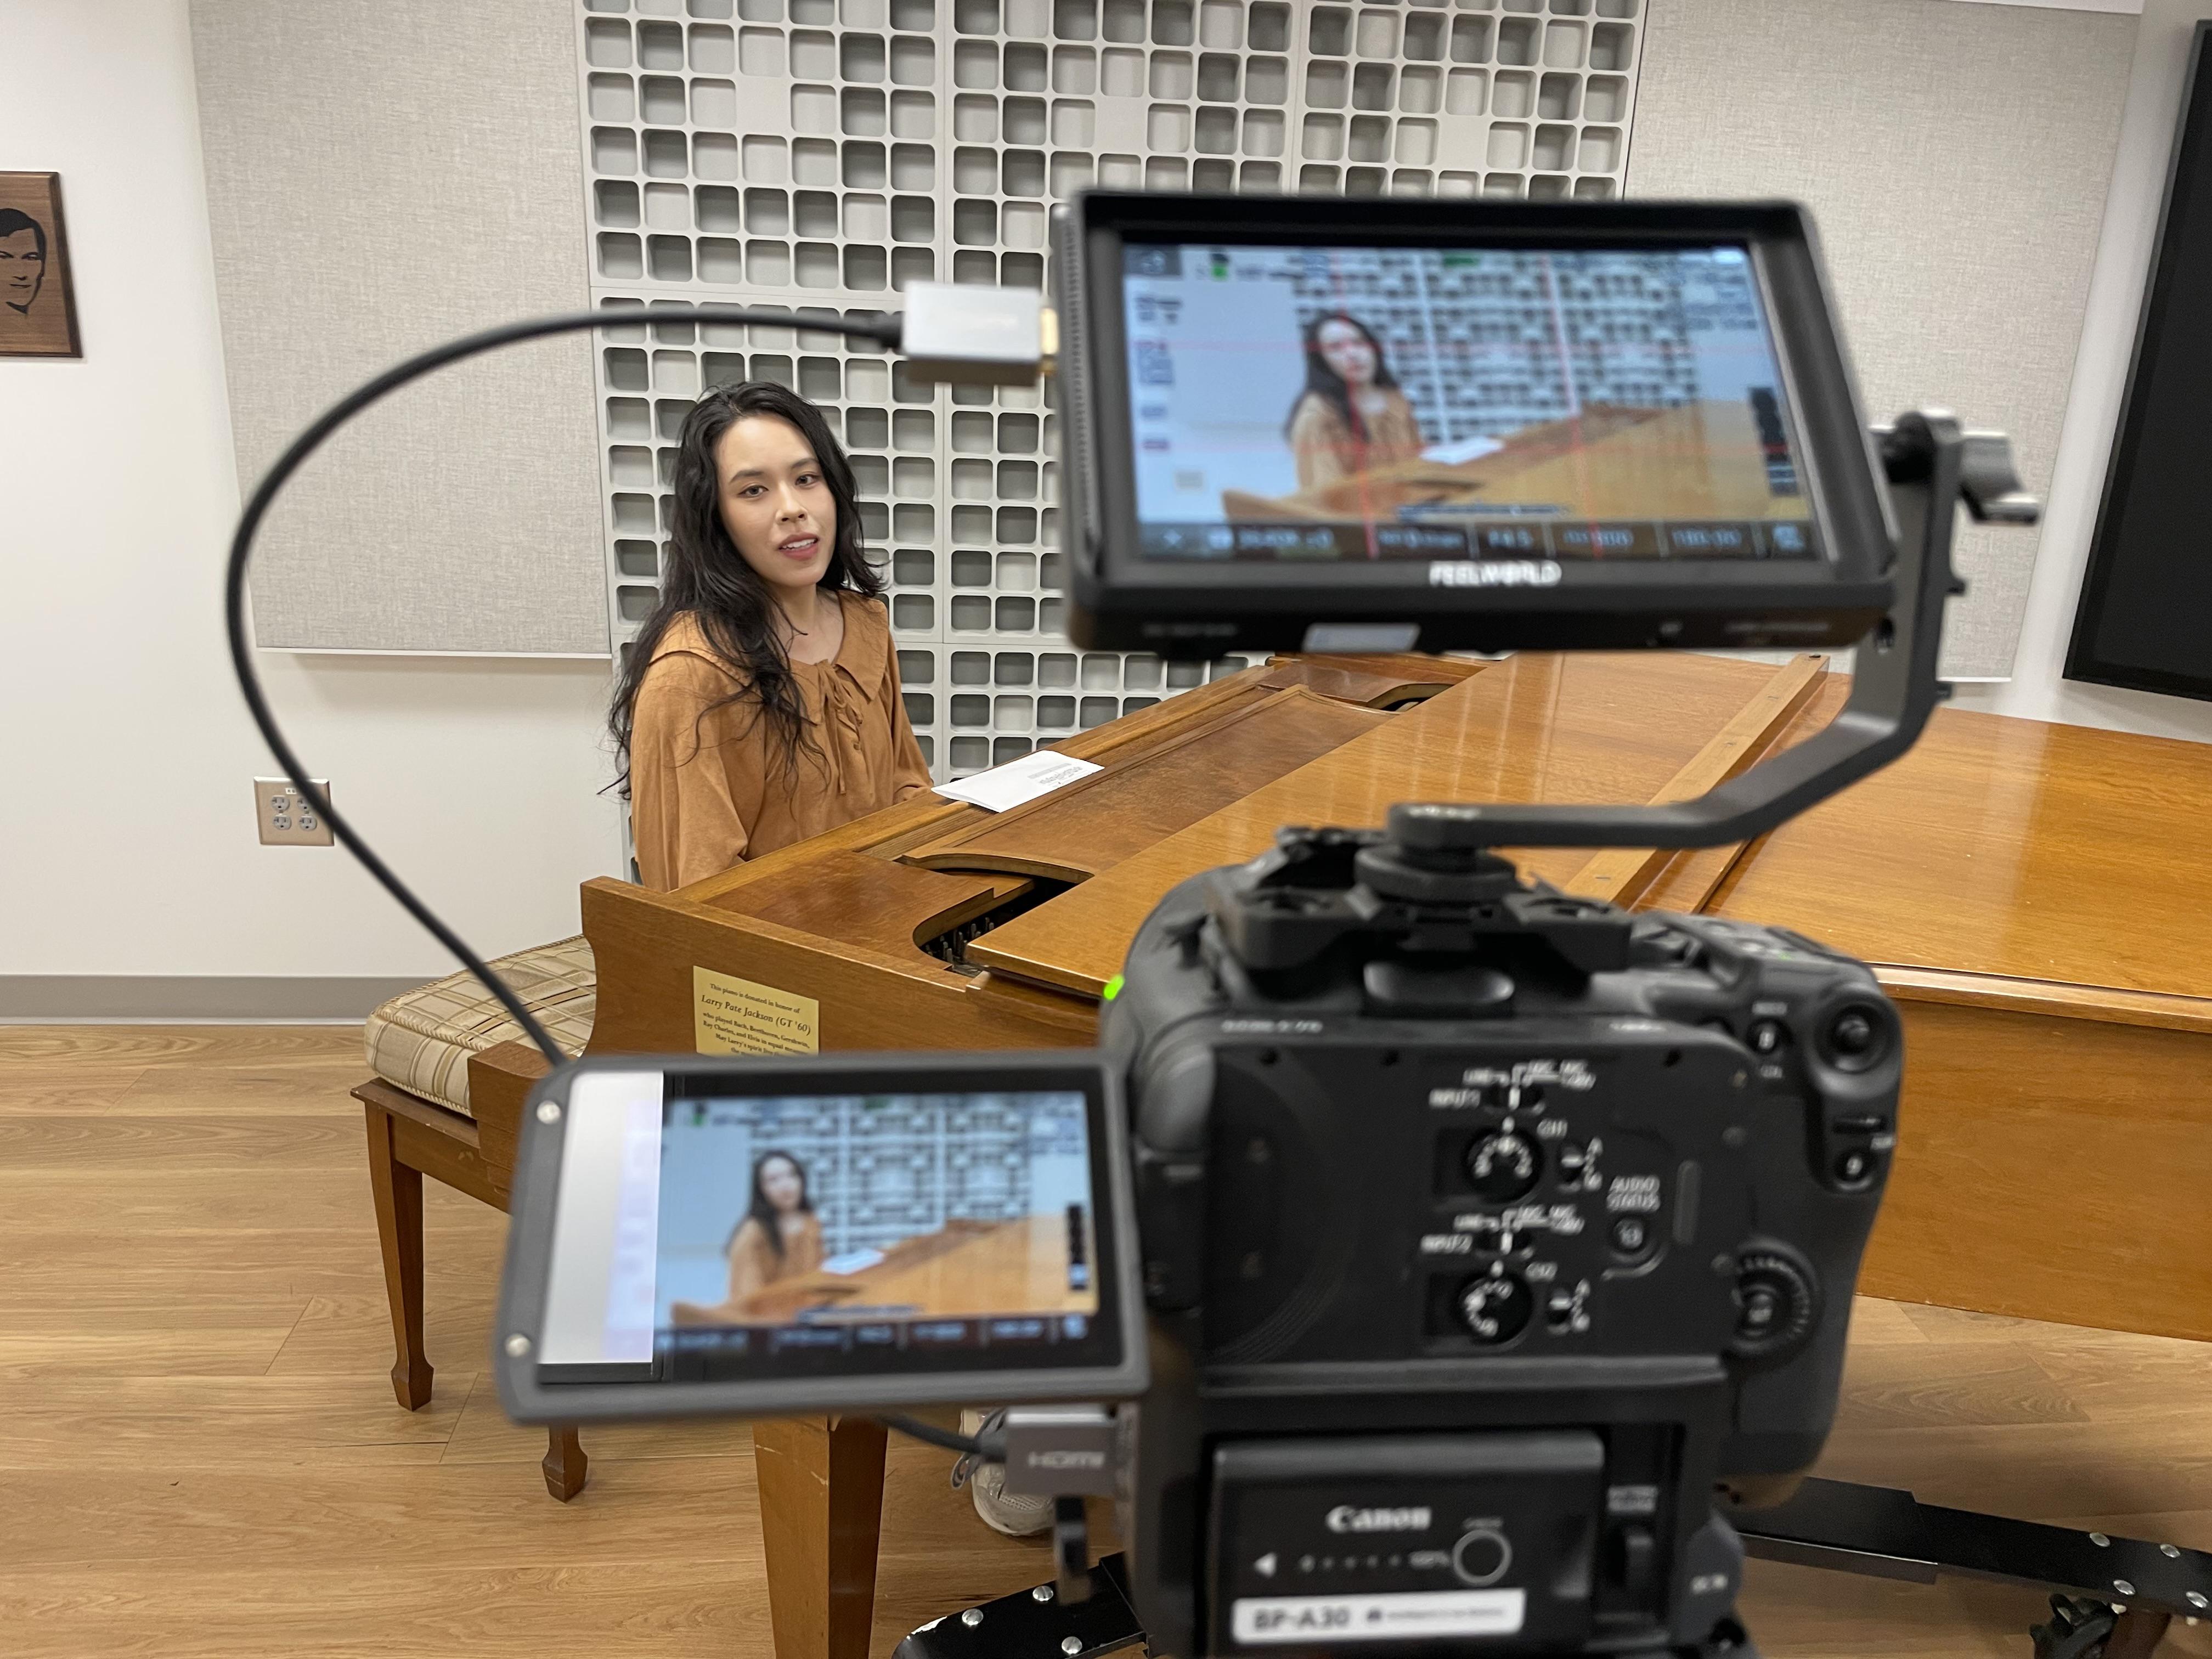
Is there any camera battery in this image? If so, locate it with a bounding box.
[1206,1432,1603,1651]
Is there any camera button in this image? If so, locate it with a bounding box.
[1739,1281,1784,1334]
[1820,1003,1894,1071]
[1830,1009,1878,1055]
[1450,1528,1512,1588]
[1609,1216,1651,1256]
[1746,1019,1790,1056]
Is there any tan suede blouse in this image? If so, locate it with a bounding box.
[1288,387,1426,492]
[630,594,932,890]
[725,1212,825,1304]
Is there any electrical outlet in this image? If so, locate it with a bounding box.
[255,777,335,847]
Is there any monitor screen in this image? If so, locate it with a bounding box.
[1119,241,1818,567]
[533,1071,1121,1389]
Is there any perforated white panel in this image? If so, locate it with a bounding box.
[574,0,1648,776]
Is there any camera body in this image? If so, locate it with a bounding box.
[1099,826,1901,1655]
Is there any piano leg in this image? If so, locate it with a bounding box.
[755,1414,890,1659]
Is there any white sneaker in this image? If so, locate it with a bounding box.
[958,1408,1053,1538]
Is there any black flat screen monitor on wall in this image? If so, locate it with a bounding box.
[2067,23,2212,704]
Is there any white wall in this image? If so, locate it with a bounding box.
[1949,0,2212,743]
[0,0,623,988]
[1632,0,2136,683]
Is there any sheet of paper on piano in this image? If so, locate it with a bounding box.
[1422,435,1505,466]
[933,750,1104,813]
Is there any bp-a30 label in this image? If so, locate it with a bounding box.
[1231,1590,1527,1645]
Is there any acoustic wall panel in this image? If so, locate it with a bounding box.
[195,0,609,656]
[574,0,1649,776]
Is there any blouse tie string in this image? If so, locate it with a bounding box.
[821,669,867,798]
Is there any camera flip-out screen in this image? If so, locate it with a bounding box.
[496,1054,1146,1424]
[1058,194,1897,656]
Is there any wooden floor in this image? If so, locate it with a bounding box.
[2,1026,2208,1659]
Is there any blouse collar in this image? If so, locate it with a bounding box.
[650,592,885,712]
[816,590,884,705]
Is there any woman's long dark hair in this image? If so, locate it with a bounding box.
[1283,311,1402,442]
[727,1148,814,1260]
[608,381,884,796]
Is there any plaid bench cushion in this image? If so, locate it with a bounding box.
[362,936,596,1116]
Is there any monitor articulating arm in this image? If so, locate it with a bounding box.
[1389,410,2041,857]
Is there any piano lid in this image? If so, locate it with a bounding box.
[966,653,1821,999]
[1707,702,2212,1007]
[966,653,2212,1014]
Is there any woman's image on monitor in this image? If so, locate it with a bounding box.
[1283,312,1426,492]
[690,1148,825,1320]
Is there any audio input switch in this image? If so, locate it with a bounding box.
[1553,1138,1601,1191]
[1544,1279,1592,1335]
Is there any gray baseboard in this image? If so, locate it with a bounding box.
[0,975,424,1023]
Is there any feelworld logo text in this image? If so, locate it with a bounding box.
[1429,560,1564,588]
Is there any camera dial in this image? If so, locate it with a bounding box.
[1466,1130,1543,1203]
[1457,1274,1534,1344]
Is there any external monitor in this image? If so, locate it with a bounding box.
[495,1054,1146,1424]
[1054,193,1897,656]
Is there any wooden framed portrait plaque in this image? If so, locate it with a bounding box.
[0,172,81,359]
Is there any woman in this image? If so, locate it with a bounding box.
[610,381,932,890]
[1284,312,1426,493]
[722,1149,823,1305]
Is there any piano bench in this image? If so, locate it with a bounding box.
[355,938,597,1502]
[361,935,597,1119]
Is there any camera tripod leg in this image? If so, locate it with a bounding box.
[1053,1496,1094,1604]
[2033,1596,2172,1659]
[892,1553,1144,1659]
[1732,1480,2212,1626]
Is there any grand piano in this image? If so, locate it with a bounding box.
[471,646,2212,1659]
